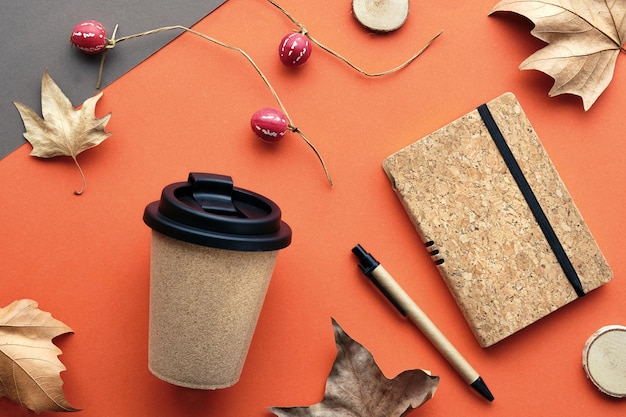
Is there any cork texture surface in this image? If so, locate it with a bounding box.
[382,92,613,347]
[148,231,279,389]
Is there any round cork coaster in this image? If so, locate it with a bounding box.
[582,325,626,398]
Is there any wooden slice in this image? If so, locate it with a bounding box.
[582,325,626,398]
[352,0,409,32]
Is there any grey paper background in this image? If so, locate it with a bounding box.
[0,1,227,160]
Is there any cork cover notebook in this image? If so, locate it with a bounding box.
[382,92,613,347]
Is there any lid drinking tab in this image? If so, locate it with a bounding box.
[189,173,240,216]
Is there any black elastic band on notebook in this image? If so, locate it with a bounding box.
[477,103,585,297]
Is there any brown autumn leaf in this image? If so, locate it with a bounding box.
[0,299,78,414]
[490,0,626,110]
[14,69,112,195]
[269,319,439,417]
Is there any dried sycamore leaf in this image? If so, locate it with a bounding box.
[490,0,626,110]
[14,69,112,194]
[269,319,439,417]
[0,299,78,413]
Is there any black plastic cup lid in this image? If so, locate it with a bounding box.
[143,173,292,251]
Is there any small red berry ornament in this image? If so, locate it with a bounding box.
[250,108,289,142]
[70,20,107,54]
[278,32,311,67]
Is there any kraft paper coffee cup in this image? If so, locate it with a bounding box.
[143,173,292,389]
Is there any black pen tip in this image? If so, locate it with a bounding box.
[352,244,367,259]
[471,377,494,402]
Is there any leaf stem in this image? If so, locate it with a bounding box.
[265,0,443,76]
[72,155,86,195]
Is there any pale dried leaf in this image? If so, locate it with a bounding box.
[490,0,626,110]
[269,319,439,417]
[0,299,78,413]
[14,69,112,194]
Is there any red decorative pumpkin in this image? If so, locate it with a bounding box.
[278,32,311,67]
[250,108,289,142]
[70,20,107,54]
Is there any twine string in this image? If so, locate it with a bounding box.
[92,1,445,187]
[102,24,333,186]
[265,0,443,77]
[109,25,292,123]
[307,30,443,77]
[288,125,333,187]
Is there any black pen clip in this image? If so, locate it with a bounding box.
[352,244,407,317]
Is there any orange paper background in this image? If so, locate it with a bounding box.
[2,0,625,415]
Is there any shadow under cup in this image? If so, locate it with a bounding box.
[143,173,292,389]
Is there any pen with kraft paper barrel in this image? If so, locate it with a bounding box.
[351,244,494,402]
